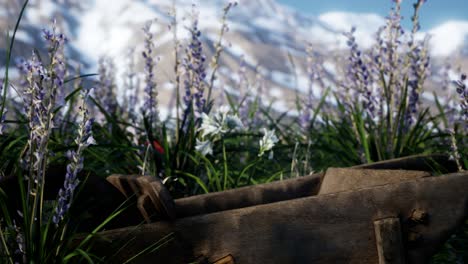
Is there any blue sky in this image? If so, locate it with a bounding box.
[277,0,468,30]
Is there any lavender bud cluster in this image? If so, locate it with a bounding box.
[5,221,25,261]
[344,27,376,118]
[183,5,207,116]
[97,57,117,115]
[22,52,50,180]
[141,20,160,126]
[454,74,468,126]
[124,48,139,123]
[43,19,68,109]
[405,40,431,128]
[53,89,96,225]
[446,129,464,172]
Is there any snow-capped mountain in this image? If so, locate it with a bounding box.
[1,0,467,113]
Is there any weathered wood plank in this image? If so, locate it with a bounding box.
[353,154,459,172]
[174,172,323,218]
[319,168,429,195]
[92,171,468,264]
[374,218,405,264]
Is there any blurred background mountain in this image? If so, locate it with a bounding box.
[1,0,467,116]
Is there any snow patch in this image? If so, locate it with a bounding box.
[318,12,385,49]
[10,30,34,44]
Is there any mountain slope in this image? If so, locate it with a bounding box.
[1,0,467,114]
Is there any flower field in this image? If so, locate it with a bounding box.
[0,0,466,263]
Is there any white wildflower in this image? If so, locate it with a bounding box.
[199,107,244,138]
[258,128,279,157]
[195,138,214,156]
[200,112,224,138]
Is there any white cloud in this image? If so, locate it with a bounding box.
[75,0,160,65]
[426,20,468,57]
[316,11,468,57]
[318,11,385,49]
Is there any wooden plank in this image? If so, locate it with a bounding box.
[319,168,429,195]
[174,172,323,218]
[353,154,458,172]
[91,171,468,264]
[374,218,405,264]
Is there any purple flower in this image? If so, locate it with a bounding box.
[453,73,467,124]
[141,20,160,126]
[42,19,68,109]
[343,27,376,118]
[446,129,463,172]
[183,5,207,116]
[404,37,431,129]
[124,48,139,123]
[97,57,117,115]
[22,52,49,179]
[53,89,95,225]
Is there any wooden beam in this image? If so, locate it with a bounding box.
[374,218,405,264]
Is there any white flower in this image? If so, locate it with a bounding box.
[199,107,244,138]
[200,113,223,138]
[85,135,97,146]
[258,128,279,157]
[195,138,214,156]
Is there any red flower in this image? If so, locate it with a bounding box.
[151,140,165,154]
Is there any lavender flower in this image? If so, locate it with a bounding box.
[97,57,117,116]
[42,19,68,109]
[5,221,25,261]
[22,51,50,181]
[206,1,237,104]
[124,48,139,123]
[183,5,207,116]
[403,40,430,129]
[53,89,96,225]
[343,27,376,118]
[446,129,463,172]
[453,73,467,125]
[141,20,160,126]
